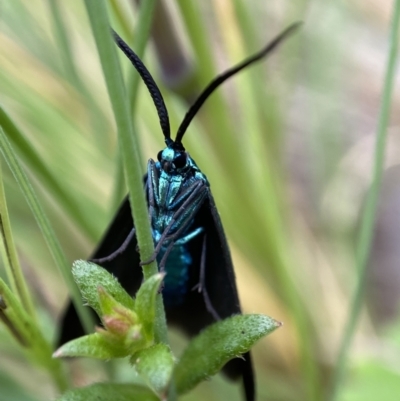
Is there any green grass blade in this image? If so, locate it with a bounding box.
[0,126,94,335]
[83,0,168,345]
[0,106,98,240]
[0,161,35,319]
[329,2,400,400]
[110,0,157,209]
[47,0,82,89]
[47,0,113,151]
[0,277,68,391]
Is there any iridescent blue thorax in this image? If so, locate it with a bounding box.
[147,144,209,306]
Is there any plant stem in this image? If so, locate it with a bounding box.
[110,0,157,209]
[329,2,400,399]
[0,162,36,319]
[0,274,68,392]
[83,0,168,345]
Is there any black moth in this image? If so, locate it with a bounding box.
[59,23,300,401]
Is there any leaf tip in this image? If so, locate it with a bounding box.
[52,348,63,358]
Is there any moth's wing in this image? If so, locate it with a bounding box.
[167,191,255,401]
[204,192,255,401]
[203,192,241,316]
[57,196,142,345]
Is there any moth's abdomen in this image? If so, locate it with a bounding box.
[159,244,192,306]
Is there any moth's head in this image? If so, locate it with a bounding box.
[157,141,188,173]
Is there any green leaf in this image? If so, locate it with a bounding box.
[97,286,136,320]
[53,333,130,359]
[134,273,164,341]
[134,344,175,395]
[174,314,281,394]
[72,260,135,317]
[98,286,141,341]
[56,383,159,401]
[97,285,121,316]
[55,270,162,361]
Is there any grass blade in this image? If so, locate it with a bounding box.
[329,2,400,399]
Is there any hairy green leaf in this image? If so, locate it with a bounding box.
[56,383,159,401]
[54,332,130,359]
[134,273,164,340]
[72,260,135,317]
[175,314,280,394]
[134,343,174,395]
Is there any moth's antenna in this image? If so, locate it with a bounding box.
[113,30,171,141]
[175,22,302,144]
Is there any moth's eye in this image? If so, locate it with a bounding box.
[157,150,163,162]
[173,152,187,169]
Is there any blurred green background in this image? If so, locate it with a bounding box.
[1,0,400,400]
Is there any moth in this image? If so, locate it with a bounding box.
[59,23,300,401]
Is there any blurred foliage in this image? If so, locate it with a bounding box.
[0,0,400,400]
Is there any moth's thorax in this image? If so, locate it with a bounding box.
[147,147,209,239]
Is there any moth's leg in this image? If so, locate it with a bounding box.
[168,182,207,226]
[147,160,158,219]
[156,226,204,271]
[92,164,155,265]
[196,234,221,321]
[140,215,196,268]
[146,179,154,222]
[91,228,136,263]
[141,218,204,268]
[167,179,205,210]
[157,242,174,272]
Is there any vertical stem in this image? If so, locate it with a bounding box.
[110,0,158,209]
[329,2,400,399]
[0,163,36,320]
[83,0,168,343]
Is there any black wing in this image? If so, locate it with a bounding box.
[165,191,255,401]
[205,193,255,401]
[57,196,142,345]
